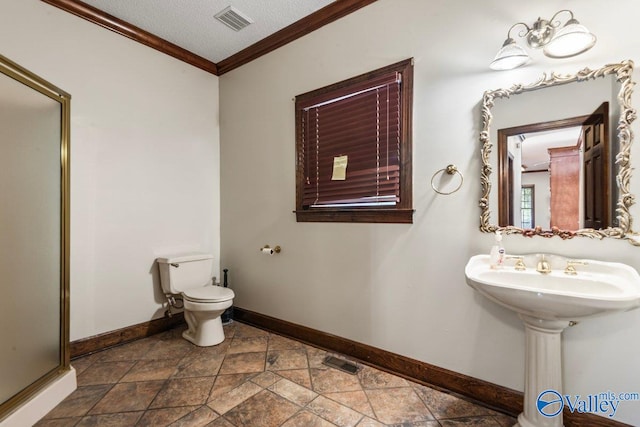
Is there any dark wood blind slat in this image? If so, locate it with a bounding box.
[311,92,400,118]
[303,167,400,206]
[297,72,400,110]
[298,67,405,209]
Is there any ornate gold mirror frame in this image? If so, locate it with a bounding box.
[0,54,71,419]
[479,60,638,244]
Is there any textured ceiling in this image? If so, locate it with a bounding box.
[80,0,336,63]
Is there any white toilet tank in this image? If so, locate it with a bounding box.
[157,253,214,294]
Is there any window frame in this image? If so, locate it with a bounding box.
[521,184,535,229]
[294,58,414,224]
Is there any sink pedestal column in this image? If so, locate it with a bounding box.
[516,315,570,427]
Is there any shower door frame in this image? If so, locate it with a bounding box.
[0,54,71,420]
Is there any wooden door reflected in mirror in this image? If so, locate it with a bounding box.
[479,61,638,243]
[498,103,610,232]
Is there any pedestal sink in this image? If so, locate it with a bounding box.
[465,254,640,427]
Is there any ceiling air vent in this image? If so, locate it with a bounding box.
[214,6,254,31]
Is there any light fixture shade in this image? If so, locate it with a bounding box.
[543,22,596,58]
[490,40,530,71]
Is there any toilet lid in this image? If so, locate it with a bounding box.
[183,286,234,302]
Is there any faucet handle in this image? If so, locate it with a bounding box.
[565,260,587,275]
[506,256,526,271]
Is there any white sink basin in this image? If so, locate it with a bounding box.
[466,254,640,427]
[465,254,640,321]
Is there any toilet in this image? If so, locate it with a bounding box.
[157,253,234,347]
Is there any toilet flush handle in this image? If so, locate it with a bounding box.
[170,263,180,268]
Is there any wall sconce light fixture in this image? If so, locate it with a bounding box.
[490,10,596,71]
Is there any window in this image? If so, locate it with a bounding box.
[294,59,413,223]
[521,185,535,228]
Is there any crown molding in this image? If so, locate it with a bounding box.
[216,0,379,75]
[40,0,379,76]
[40,0,219,75]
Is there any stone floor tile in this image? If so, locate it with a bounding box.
[187,338,231,357]
[438,416,503,426]
[306,347,330,369]
[218,351,266,374]
[34,416,83,426]
[173,353,225,379]
[120,358,180,382]
[76,361,134,386]
[281,410,338,427]
[355,417,387,427]
[137,407,198,426]
[324,390,375,418]
[203,417,236,427]
[358,366,408,389]
[413,385,496,419]
[251,371,281,388]
[207,379,262,414]
[228,336,268,354]
[141,337,194,360]
[268,334,305,351]
[70,353,101,376]
[307,395,364,427]
[75,412,143,426]
[42,322,508,427]
[232,323,270,338]
[224,389,300,427]
[97,338,158,362]
[43,384,112,419]
[88,381,164,414]
[209,373,257,399]
[169,405,219,426]
[366,387,434,425]
[277,369,312,389]
[269,378,318,406]
[310,367,362,394]
[389,421,441,427]
[151,377,216,408]
[492,413,518,427]
[267,349,309,371]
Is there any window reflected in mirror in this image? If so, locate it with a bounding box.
[498,102,610,231]
[479,61,638,243]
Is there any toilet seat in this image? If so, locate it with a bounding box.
[182,286,234,303]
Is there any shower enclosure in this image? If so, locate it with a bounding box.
[0,54,72,422]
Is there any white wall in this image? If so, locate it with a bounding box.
[219,0,640,424]
[0,0,220,340]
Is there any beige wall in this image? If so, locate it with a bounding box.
[0,0,221,340]
[2,0,640,423]
[220,0,640,424]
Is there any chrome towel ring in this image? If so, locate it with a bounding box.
[431,164,464,195]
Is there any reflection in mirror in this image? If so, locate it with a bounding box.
[498,103,611,231]
[479,61,638,244]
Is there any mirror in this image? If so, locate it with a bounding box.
[0,54,70,418]
[479,60,638,244]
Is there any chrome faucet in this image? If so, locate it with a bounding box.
[536,255,551,274]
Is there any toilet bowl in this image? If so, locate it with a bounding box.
[157,254,234,347]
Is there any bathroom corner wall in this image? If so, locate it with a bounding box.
[0,0,220,340]
[219,0,640,424]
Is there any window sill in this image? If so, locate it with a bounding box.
[295,208,414,224]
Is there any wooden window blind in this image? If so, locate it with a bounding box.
[295,59,413,223]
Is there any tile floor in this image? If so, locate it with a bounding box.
[37,322,516,427]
